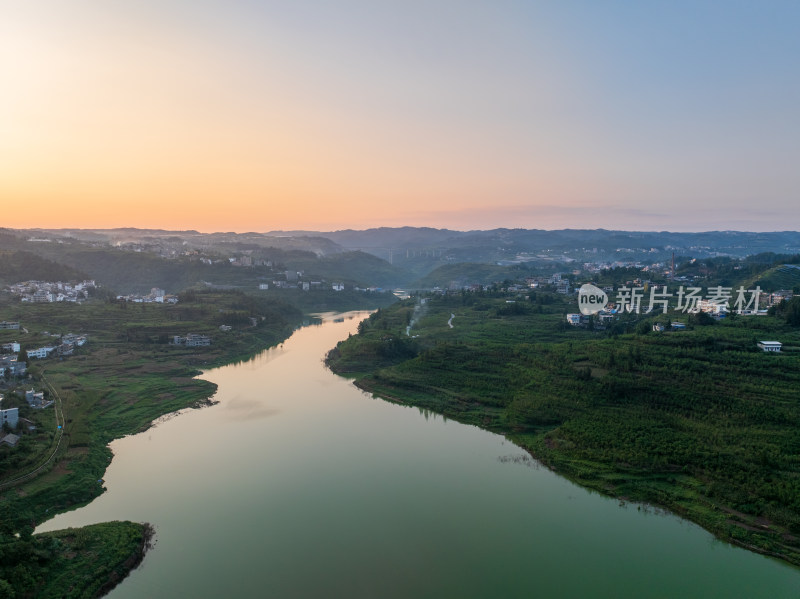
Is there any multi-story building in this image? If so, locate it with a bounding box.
[185,334,212,347]
[0,397,19,430]
[27,347,56,359]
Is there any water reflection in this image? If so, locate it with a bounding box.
[35,313,800,599]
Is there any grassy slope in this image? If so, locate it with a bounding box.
[327,293,800,567]
[751,264,800,291]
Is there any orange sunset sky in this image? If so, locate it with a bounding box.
[2,2,799,233]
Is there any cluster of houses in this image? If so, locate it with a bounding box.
[0,389,48,448]
[565,312,617,327]
[0,354,26,378]
[25,333,87,360]
[265,274,348,292]
[767,289,794,306]
[526,274,574,295]
[228,255,272,267]
[566,314,691,331]
[1,338,26,378]
[115,287,179,304]
[7,280,97,303]
[565,312,784,353]
[172,334,212,347]
[651,322,687,331]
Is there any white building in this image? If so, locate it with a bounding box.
[0,397,19,429]
[770,290,793,305]
[697,299,727,314]
[25,389,45,407]
[27,347,56,359]
[32,290,54,303]
[184,334,212,347]
[757,341,782,353]
[597,312,615,324]
[0,356,26,376]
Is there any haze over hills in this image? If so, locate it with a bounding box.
[3,227,800,294]
[22,226,800,259]
[269,227,800,257]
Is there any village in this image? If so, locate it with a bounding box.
[5,280,97,303]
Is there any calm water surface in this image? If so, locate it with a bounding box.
[38,313,800,598]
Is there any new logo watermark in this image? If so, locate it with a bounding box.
[576,284,763,315]
[578,284,608,315]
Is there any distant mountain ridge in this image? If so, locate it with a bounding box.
[20,226,800,258]
[3,227,800,294]
[266,227,800,254]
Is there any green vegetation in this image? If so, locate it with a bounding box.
[254,287,397,313]
[0,520,152,598]
[327,292,800,567]
[753,264,800,292]
[0,251,88,285]
[273,250,411,288]
[410,261,558,289]
[770,297,800,326]
[0,390,56,482]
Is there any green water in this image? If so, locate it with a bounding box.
[38,313,800,598]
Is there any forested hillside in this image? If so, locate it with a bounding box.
[0,250,88,284]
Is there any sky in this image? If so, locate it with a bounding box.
[1,1,799,233]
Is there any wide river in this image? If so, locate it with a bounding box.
[38,313,800,598]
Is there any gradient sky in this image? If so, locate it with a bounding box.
[2,1,799,232]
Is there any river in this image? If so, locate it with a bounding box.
[37,313,800,598]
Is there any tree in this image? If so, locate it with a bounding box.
[0,578,15,599]
[690,311,715,326]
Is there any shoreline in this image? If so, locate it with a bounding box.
[21,311,377,597]
[0,293,327,598]
[334,366,800,570]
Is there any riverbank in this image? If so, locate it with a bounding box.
[0,293,387,596]
[31,521,154,598]
[31,312,800,598]
[327,294,800,568]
